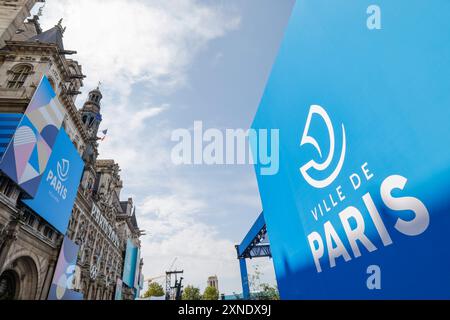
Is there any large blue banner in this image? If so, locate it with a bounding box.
[0,76,65,197]
[122,240,138,288]
[23,129,84,234]
[252,0,450,299]
[48,236,83,300]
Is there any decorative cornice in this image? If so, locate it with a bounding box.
[1,40,89,143]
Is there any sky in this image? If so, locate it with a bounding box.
[36,0,295,295]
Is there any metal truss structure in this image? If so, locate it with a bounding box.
[235,212,271,300]
[165,270,183,300]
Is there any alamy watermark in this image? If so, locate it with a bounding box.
[367,4,381,30]
[171,121,279,176]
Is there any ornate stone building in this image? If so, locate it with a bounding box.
[0,0,44,48]
[0,1,144,300]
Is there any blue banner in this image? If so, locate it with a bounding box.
[252,0,450,299]
[123,239,138,288]
[23,129,84,234]
[115,278,123,300]
[134,247,141,290]
[0,114,22,159]
[0,76,65,197]
[48,236,83,300]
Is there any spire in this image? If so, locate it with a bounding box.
[37,3,46,17]
[87,84,103,108]
[80,85,104,139]
[56,18,66,35]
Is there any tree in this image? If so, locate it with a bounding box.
[202,286,219,300]
[143,282,164,298]
[182,285,202,300]
[249,264,263,294]
[258,283,280,300]
[248,264,280,300]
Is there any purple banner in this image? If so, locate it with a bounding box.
[48,236,83,300]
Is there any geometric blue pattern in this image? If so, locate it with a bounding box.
[0,114,22,159]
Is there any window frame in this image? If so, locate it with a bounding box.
[6,64,33,89]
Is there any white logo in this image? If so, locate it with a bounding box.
[57,159,70,182]
[299,105,346,188]
[55,265,75,299]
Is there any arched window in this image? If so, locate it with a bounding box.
[88,116,95,127]
[7,64,32,89]
[87,178,94,191]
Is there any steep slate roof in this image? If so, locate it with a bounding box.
[118,201,139,230]
[130,208,139,229]
[119,201,128,214]
[28,26,64,50]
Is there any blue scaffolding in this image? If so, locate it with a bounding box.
[235,212,271,300]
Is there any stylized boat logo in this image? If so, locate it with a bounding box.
[299,105,346,189]
[57,159,70,182]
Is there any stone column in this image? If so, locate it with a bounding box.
[39,258,57,300]
[0,219,19,273]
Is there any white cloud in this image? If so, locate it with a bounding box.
[37,0,254,294]
[137,193,240,293]
[129,106,167,130]
[39,0,241,175]
[40,0,241,96]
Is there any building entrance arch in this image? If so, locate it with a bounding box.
[0,270,20,300]
[1,256,39,300]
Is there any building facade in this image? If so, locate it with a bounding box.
[0,0,44,48]
[0,1,144,300]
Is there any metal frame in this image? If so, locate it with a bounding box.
[236,212,271,300]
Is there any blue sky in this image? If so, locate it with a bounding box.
[37,0,295,294]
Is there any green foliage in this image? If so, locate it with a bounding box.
[255,283,280,300]
[202,286,219,300]
[248,264,280,300]
[249,265,263,293]
[143,282,165,298]
[182,285,202,300]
